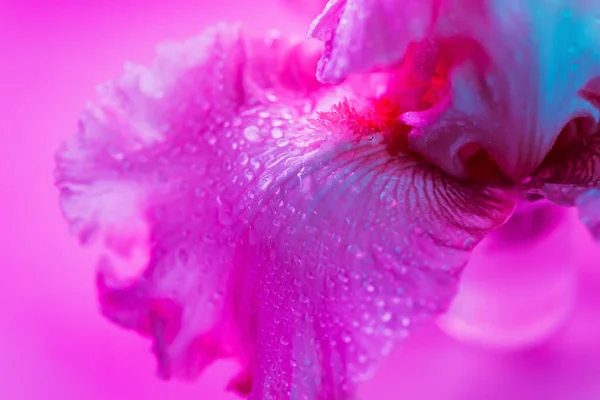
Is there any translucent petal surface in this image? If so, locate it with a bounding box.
[308,0,434,83]
[55,25,515,399]
[439,201,577,350]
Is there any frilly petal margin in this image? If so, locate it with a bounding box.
[55,25,516,399]
[55,24,327,384]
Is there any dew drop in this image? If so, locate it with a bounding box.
[341,332,352,344]
[298,294,310,304]
[363,282,375,293]
[462,237,476,249]
[276,138,289,147]
[271,128,283,138]
[381,311,392,323]
[243,126,261,142]
[317,264,326,275]
[202,232,216,244]
[347,244,360,253]
[238,152,249,165]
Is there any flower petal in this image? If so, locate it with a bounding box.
[310,0,600,182]
[523,115,600,240]
[406,1,600,181]
[307,0,436,83]
[55,24,516,399]
[438,201,577,350]
[55,24,327,383]
[242,132,515,398]
[522,79,600,240]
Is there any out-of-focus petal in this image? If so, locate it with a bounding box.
[55,24,516,399]
[438,201,578,349]
[307,0,436,83]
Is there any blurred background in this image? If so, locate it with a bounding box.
[2,1,600,399]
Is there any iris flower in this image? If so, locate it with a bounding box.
[55,0,600,398]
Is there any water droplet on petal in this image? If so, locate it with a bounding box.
[271,127,283,138]
[243,126,261,142]
[341,332,352,343]
[381,311,392,323]
[462,237,476,249]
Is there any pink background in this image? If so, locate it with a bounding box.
[2,1,600,399]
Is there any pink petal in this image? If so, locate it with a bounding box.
[55,24,326,384]
[242,135,515,398]
[55,24,516,399]
[439,201,578,349]
[307,0,435,83]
